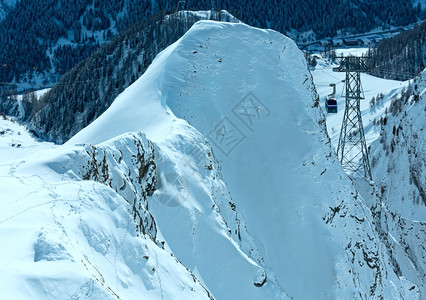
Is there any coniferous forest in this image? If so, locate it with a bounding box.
[0,0,425,143]
[370,22,426,81]
[0,0,423,86]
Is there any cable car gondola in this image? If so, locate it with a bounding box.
[325,83,337,113]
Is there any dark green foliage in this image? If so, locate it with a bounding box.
[0,0,423,85]
[54,44,100,75]
[370,22,426,80]
[0,0,89,83]
[0,0,139,83]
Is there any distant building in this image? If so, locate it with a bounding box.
[343,38,359,46]
[320,40,329,47]
[332,39,343,46]
[381,33,394,39]
[360,38,372,46]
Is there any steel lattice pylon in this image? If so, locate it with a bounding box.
[333,56,372,180]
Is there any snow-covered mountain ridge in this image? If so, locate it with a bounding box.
[1,20,424,299]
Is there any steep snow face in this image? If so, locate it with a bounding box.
[69,21,407,299]
[370,74,425,219]
[363,73,426,297]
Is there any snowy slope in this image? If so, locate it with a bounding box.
[373,121,425,216]
[369,73,425,219]
[312,53,425,298]
[364,73,426,297]
[1,118,285,298]
[0,114,55,161]
[0,117,214,299]
[68,21,417,299]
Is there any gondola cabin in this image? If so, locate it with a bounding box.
[325,96,337,113]
[325,83,338,113]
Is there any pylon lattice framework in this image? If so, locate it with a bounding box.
[333,56,372,180]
